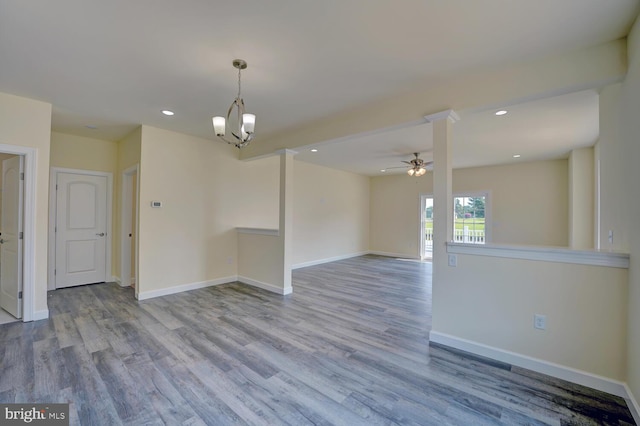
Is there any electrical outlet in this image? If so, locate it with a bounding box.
[608,230,614,244]
[227,257,233,264]
[534,314,546,330]
[448,254,457,267]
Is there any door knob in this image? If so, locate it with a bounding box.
[96,233,105,237]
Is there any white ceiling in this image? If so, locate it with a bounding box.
[294,89,600,176]
[0,1,637,173]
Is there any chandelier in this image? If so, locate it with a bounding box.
[212,59,256,149]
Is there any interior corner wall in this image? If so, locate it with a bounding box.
[0,91,51,315]
[292,161,370,267]
[370,159,569,256]
[568,147,594,249]
[136,126,278,296]
[619,15,640,409]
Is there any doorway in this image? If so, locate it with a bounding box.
[48,168,113,290]
[0,153,24,324]
[120,165,138,296]
[420,195,434,260]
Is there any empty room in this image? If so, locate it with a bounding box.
[1,1,640,425]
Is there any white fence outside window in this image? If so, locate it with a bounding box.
[424,227,485,253]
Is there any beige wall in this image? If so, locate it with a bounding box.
[0,92,51,316]
[619,15,640,408]
[433,254,628,380]
[136,126,278,296]
[455,160,569,246]
[370,159,569,257]
[370,174,431,258]
[597,84,629,252]
[293,161,370,266]
[50,132,118,172]
[568,147,594,249]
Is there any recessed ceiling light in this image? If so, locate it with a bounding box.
[310,148,318,152]
[162,110,175,116]
[495,110,508,116]
[513,154,521,158]
[380,169,386,173]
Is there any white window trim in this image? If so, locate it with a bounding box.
[453,191,491,244]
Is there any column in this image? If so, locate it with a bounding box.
[278,149,296,294]
[426,110,459,288]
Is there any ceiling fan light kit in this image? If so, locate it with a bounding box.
[212,59,256,149]
[403,152,430,177]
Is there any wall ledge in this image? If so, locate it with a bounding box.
[446,243,629,268]
[236,227,279,236]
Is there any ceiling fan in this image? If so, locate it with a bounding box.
[385,153,433,176]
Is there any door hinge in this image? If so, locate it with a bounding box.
[56,184,58,190]
[20,172,24,181]
[54,269,56,275]
[18,291,22,299]
[19,231,23,240]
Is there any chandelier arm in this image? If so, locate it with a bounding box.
[216,133,254,149]
[213,59,254,148]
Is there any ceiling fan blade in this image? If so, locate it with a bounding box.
[401,160,412,165]
[384,166,409,170]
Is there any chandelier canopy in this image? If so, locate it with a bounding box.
[212,59,255,149]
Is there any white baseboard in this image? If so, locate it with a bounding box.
[368,250,421,260]
[136,276,237,301]
[111,276,127,287]
[624,384,640,425]
[31,309,50,321]
[429,331,627,398]
[238,276,292,295]
[292,251,369,269]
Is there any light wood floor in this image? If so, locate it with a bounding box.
[0,255,635,425]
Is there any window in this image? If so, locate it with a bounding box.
[454,194,487,244]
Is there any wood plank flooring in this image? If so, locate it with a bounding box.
[0,255,635,425]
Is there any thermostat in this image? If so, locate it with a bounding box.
[150,201,162,208]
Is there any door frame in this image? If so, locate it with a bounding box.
[0,144,35,321]
[48,167,113,290]
[120,164,139,295]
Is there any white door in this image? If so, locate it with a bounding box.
[0,156,24,318]
[55,173,108,288]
